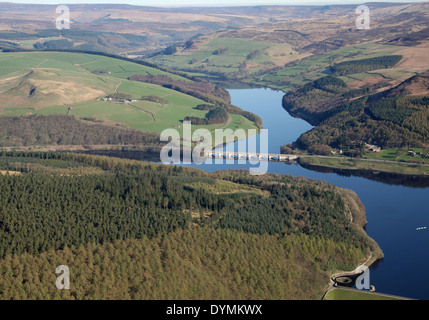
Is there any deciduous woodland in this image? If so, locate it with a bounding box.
[283,72,429,155]
[0,152,381,300]
[0,115,161,147]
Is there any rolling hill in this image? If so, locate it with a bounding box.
[0,3,370,55]
[375,71,429,98]
[0,51,258,147]
[148,2,429,84]
[282,70,429,158]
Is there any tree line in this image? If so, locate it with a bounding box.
[129,74,231,105]
[33,39,74,50]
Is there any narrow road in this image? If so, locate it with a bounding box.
[114,80,122,93]
[220,114,232,129]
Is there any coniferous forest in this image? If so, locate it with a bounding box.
[0,152,380,300]
[330,55,403,76]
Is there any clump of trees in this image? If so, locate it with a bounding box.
[213,47,230,55]
[283,76,349,125]
[246,50,262,60]
[301,75,348,94]
[92,69,110,75]
[308,144,332,155]
[106,93,133,102]
[195,104,217,111]
[33,39,74,50]
[140,95,169,104]
[162,44,178,55]
[223,104,263,130]
[185,107,229,125]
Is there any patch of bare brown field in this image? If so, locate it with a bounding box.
[0,95,27,108]
[395,41,429,69]
[0,82,105,110]
[0,8,233,28]
[118,11,229,24]
[80,118,127,130]
[35,79,105,103]
[0,170,21,176]
[0,74,27,85]
[347,75,386,89]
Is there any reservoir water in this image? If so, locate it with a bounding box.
[183,88,429,300]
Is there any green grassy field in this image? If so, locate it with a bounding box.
[18,37,66,49]
[0,51,258,142]
[363,148,429,164]
[300,156,429,175]
[325,288,405,300]
[150,36,307,78]
[151,37,271,75]
[0,51,188,82]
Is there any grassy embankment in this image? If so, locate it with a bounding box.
[324,288,408,300]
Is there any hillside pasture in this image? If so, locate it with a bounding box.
[0,51,258,143]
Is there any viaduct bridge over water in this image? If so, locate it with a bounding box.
[205,152,299,162]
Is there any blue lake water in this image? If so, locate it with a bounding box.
[183,88,429,300]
